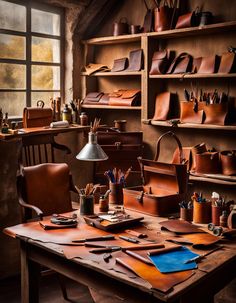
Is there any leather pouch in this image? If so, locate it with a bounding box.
[126,49,143,71]
[108,89,141,106]
[203,103,228,125]
[193,200,212,224]
[218,52,236,73]
[175,11,199,29]
[180,101,204,124]
[152,91,172,121]
[220,150,236,176]
[198,55,218,73]
[83,92,104,104]
[154,5,174,32]
[195,152,221,174]
[149,50,170,75]
[113,18,129,36]
[123,132,188,216]
[167,52,192,74]
[111,57,128,72]
[23,107,53,128]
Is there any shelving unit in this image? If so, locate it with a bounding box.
[81,13,236,187]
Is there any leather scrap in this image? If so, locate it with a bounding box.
[116,254,194,293]
[159,219,203,234]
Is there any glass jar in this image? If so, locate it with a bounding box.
[62,104,72,123]
[79,112,88,126]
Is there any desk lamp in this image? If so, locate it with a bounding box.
[76,118,108,161]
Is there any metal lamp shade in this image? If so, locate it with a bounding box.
[76,132,108,161]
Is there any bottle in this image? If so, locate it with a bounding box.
[0,108,3,132]
[1,112,9,134]
[219,210,228,227]
[62,104,72,123]
[79,112,88,126]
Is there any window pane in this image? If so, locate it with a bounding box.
[0,0,26,32]
[0,34,25,60]
[0,63,26,89]
[0,91,26,116]
[31,9,60,35]
[32,37,60,63]
[31,92,60,107]
[32,65,60,90]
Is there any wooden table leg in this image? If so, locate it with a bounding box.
[21,241,40,303]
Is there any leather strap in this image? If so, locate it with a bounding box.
[154,131,184,163]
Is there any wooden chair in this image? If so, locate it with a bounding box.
[20,133,71,166]
[17,163,79,301]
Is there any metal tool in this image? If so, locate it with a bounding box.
[119,235,140,243]
[89,246,121,253]
[184,245,223,264]
[72,235,115,243]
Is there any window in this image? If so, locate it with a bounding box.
[0,0,64,117]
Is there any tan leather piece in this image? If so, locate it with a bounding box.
[159,220,203,234]
[152,91,171,121]
[198,55,216,73]
[24,163,73,216]
[203,103,228,125]
[218,52,235,73]
[180,101,204,124]
[184,233,219,248]
[116,254,194,292]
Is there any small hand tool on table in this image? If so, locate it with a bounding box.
[72,235,115,243]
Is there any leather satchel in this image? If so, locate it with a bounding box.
[167,52,192,74]
[154,5,174,32]
[218,52,236,73]
[23,101,53,128]
[149,50,170,75]
[126,49,143,71]
[109,89,141,106]
[152,91,173,121]
[195,152,221,174]
[123,131,188,216]
[111,57,129,72]
[175,11,200,29]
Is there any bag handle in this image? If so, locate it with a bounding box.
[154,131,185,163]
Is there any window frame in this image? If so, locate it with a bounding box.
[0,0,65,116]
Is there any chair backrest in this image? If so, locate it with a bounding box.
[18,163,74,222]
[21,133,71,166]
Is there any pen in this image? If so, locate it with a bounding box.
[119,235,140,244]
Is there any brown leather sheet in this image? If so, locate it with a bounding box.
[159,219,203,234]
[116,254,194,293]
[166,233,220,248]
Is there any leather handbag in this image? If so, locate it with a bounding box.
[23,100,53,128]
[180,101,204,124]
[220,150,236,176]
[149,50,171,75]
[175,11,200,29]
[154,3,174,32]
[113,18,129,36]
[108,89,141,106]
[126,49,143,71]
[152,91,173,121]
[203,103,229,125]
[218,52,236,73]
[195,152,221,174]
[167,52,192,74]
[198,55,219,74]
[142,0,153,32]
[123,131,188,216]
[111,57,128,72]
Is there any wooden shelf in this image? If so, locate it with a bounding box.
[189,175,236,186]
[83,21,236,46]
[81,105,142,110]
[149,73,236,79]
[145,120,236,130]
[147,21,236,39]
[81,71,142,76]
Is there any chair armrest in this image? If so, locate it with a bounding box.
[18,197,44,220]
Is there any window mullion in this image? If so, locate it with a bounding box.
[26,4,31,107]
